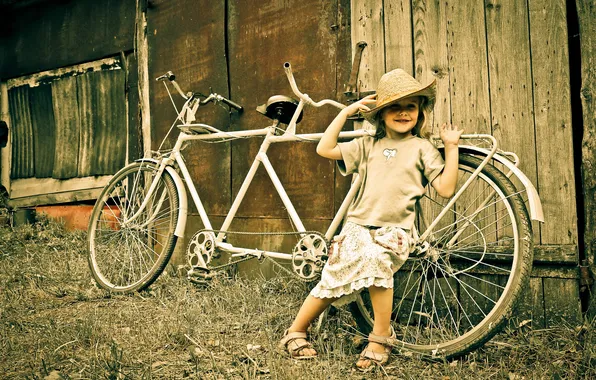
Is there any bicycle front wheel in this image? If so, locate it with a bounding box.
[87,161,180,292]
[349,154,533,358]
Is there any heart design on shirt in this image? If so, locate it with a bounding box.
[383,148,397,161]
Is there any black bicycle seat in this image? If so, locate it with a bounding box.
[256,95,303,125]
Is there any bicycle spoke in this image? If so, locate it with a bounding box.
[88,162,179,291]
[351,155,533,357]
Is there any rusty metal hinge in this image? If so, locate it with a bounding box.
[344,41,375,104]
[580,260,594,292]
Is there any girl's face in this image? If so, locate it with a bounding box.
[380,96,420,140]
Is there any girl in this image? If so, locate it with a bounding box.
[279,68,463,370]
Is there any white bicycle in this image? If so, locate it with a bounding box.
[87,62,544,358]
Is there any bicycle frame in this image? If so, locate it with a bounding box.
[124,62,543,266]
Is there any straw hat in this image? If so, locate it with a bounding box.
[361,69,436,125]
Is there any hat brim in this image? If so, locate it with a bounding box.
[361,80,437,125]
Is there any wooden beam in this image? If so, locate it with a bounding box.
[8,188,105,208]
[575,0,596,314]
[136,1,151,157]
[533,244,578,264]
[412,0,450,132]
[351,0,385,91]
[9,176,111,198]
[0,82,11,193]
[529,0,577,246]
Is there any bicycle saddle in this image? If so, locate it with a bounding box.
[256,95,303,125]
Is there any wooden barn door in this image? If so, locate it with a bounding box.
[352,0,580,327]
[145,0,352,271]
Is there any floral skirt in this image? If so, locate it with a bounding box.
[310,221,410,307]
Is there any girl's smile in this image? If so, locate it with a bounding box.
[381,97,420,139]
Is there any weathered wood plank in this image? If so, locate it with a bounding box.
[351,0,385,91]
[8,86,34,179]
[529,0,577,246]
[485,0,538,186]
[384,0,413,73]
[125,51,141,163]
[446,0,491,133]
[413,0,450,133]
[147,0,231,217]
[575,0,596,314]
[334,0,355,215]
[9,175,112,198]
[543,277,582,327]
[0,82,10,192]
[533,244,578,264]
[0,0,135,79]
[516,277,546,329]
[7,187,107,209]
[228,0,341,219]
[51,77,80,179]
[28,84,55,178]
[531,266,579,280]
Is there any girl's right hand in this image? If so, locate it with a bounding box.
[342,94,377,117]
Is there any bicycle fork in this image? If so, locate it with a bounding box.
[120,157,172,229]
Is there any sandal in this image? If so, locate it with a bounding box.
[278,329,317,359]
[356,327,397,371]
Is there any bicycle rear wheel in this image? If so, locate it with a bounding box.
[349,154,533,358]
[87,161,180,292]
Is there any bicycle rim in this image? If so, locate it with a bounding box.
[87,161,179,292]
[350,154,533,358]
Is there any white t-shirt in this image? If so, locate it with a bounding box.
[337,134,445,229]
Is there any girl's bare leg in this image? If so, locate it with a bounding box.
[285,295,336,356]
[356,286,393,369]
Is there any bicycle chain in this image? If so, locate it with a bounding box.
[190,228,329,282]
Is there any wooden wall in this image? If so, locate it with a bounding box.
[351,0,580,326]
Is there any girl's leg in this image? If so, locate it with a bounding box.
[289,294,336,332]
[356,285,393,369]
[284,294,336,357]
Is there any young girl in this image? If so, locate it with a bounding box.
[279,68,463,370]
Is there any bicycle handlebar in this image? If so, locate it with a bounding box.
[283,62,346,110]
[156,71,243,112]
[216,94,243,112]
[155,71,176,81]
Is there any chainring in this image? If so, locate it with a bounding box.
[186,230,216,268]
[291,233,329,280]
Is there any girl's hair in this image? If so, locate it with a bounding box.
[373,96,432,140]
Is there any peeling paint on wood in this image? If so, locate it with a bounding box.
[6,58,122,89]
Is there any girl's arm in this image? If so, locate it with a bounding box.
[431,123,463,198]
[316,95,377,160]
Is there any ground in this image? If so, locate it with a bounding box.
[0,218,595,379]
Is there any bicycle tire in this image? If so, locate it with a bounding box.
[87,161,180,292]
[348,154,533,358]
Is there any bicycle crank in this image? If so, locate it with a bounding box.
[291,233,329,281]
[186,230,217,268]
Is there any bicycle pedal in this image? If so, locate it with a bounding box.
[187,266,213,280]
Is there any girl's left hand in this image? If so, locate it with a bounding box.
[440,123,463,146]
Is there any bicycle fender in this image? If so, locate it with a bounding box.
[454,146,544,223]
[135,158,188,237]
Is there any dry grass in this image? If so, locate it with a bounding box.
[1,217,595,379]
